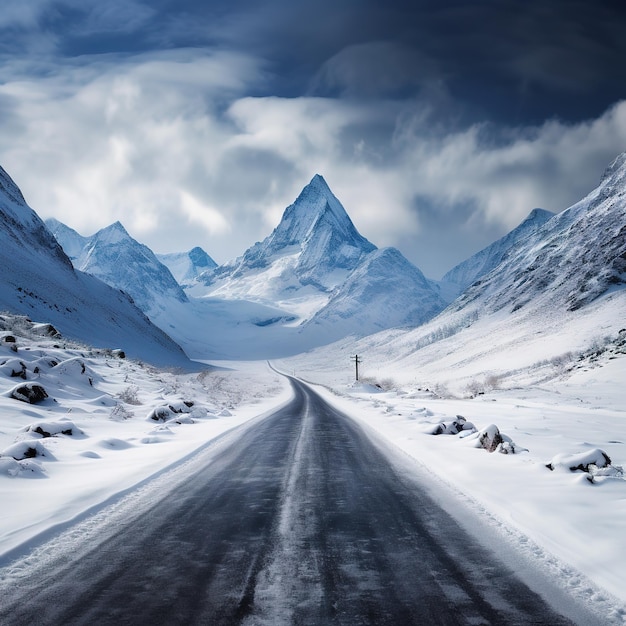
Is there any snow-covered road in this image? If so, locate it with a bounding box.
[0,378,603,625]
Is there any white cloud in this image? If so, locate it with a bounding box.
[179,191,230,235]
[0,47,624,275]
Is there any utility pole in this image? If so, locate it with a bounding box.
[350,354,362,381]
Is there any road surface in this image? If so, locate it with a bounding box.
[0,377,590,624]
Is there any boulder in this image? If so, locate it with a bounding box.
[10,383,48,404]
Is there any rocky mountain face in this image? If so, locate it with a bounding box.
[194,175,377,298]
[0,167,190,367]
[453,152,626,315]
[47,219,188,314]
[157,247,217,287]
[437,208,555,302]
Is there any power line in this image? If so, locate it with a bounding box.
[350,354,362,381]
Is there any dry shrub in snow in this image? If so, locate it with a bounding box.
[117,385,141,405]
[110,403,134,421]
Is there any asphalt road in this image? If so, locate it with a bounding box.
[0,377,586,625]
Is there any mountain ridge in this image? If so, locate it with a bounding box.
[187,174,446,338]
[0,166,191,367]
[436,207,555,302]
[47,218,188,314]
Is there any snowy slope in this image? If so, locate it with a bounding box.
[157,247,217,287]
[305,247,446,342]
[0,166,190,368]
[455,153,626,316]
[45,218,88,261]
[436,208,555,301]
[48,219,188,314]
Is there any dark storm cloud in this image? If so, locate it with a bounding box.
[144,0,626,123]
[3,0,625,120]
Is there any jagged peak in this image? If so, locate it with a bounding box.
[295,174,346,220]
[271,174,372,251]
[188,246,217,268]
[525,207,554,221]
[0,165,27,207]
[92,221,131,245]
[103,220,128,233]
[601,151,626,182]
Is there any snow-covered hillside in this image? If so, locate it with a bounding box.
[305,247,446,342]
[435,208,555,302]
[47,219,188,315]
[0,312,288,557]
[157,247,217,287]
[454,153,625,316]
[0,166,190,368]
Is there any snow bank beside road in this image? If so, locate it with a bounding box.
[0,322,290,562]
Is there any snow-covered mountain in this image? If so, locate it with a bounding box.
[455,153,626,315]
[285,152,626,393]
[0,166,190,367]
[189,175,445,333]
[47,219,188,315]
[190,175,378,313]
[436,208,555,302]
[157,247,217,287]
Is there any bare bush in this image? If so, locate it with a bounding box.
[117,385,140,405]
[484,374,502,390]
[110,403,133,421]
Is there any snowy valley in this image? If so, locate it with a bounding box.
[0,154,625,623]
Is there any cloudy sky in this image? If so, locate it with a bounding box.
[1,0,625,278]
